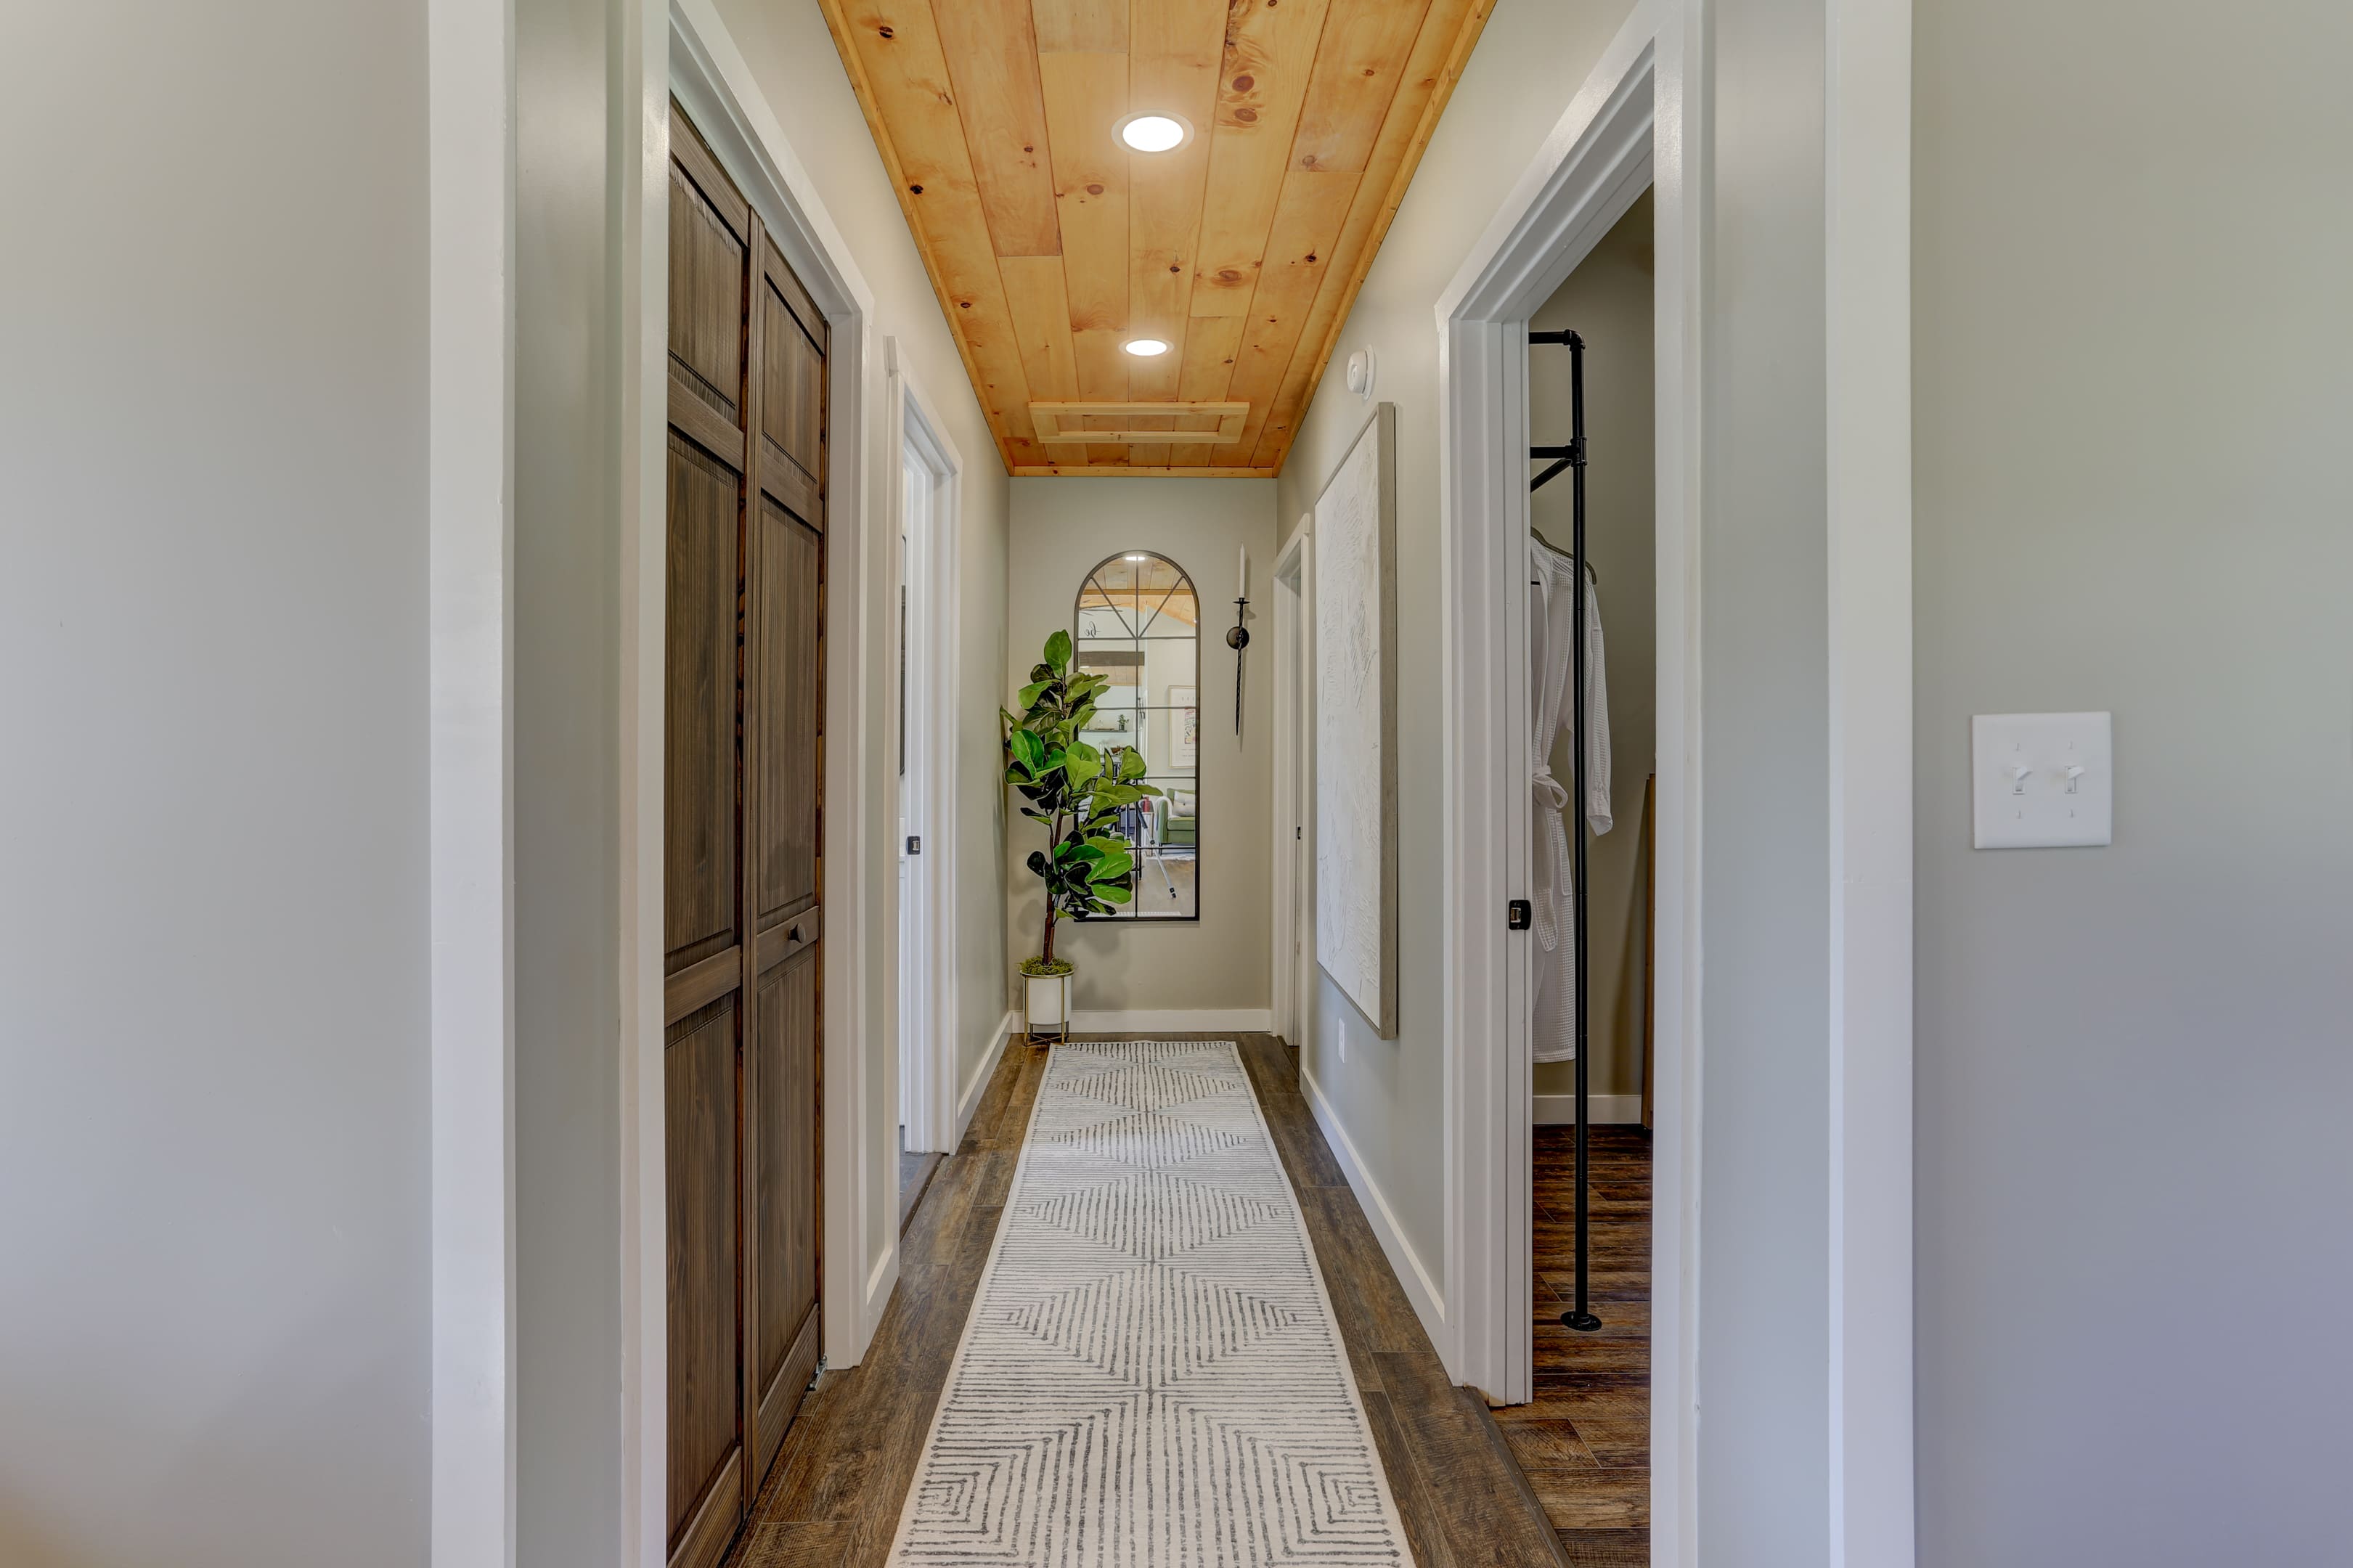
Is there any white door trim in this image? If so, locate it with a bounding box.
[619,4,669,1564]
[1432,0,1663,1417]
[1824,0,1917,1561]
[889,339,964,1158]
[425,0,518,1561]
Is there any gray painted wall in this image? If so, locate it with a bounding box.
[0,4,431,1565]
[1276,0,1645,1294]
[1530,191,1657,1106]
[1913,1,2353,1561]
[1003,477,1278,1015]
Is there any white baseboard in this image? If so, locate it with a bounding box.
[1016,1007,1274,1034]
[1297,1064,1450,1349]
[955,1011,1019,1146]
[1080,1007,1273,1034]
[860,1240,898,1355]
[1533,1093,1646,1125]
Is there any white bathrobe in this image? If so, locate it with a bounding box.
[1530,537,1611,1063]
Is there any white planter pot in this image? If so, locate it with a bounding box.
[1024,971,1072,1036]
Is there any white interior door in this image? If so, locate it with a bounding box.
[896,455,917,1137]
[1273,531,1313,1048]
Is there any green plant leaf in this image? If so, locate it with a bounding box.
[1088,850,1133,881]
[1043,629,1072,671]
[1009,729,1045,770]
[1094,881,1132,905]
[1016,679,1052,709]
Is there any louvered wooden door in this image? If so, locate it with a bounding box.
[664,102,828,1568]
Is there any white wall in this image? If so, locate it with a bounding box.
[707,0,1014,1260]
[0,4,431,1566]
[1912,1,2353,1561]
[1530,190,1656,1105]
[1005,477,1278,1016]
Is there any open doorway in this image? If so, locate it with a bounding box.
[1505,187,1657,1562]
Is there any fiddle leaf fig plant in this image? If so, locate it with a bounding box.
[1003,628,1162,969]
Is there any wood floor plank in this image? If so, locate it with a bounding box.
[1260,1090,1350,1188]
[733,1517,862,1566]
[1360,1389,1459,1568]
[1374,1350,1574,1568]
[1530,1122,1652,1547]
[1556,1527,1652,1567]
[1300,1180,1432,1359]
[1519,1463,1649,1532]
[1500,1416,1599,1471]
[1293,1185,1385,1395]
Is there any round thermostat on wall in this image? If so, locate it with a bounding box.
[1345,348,1377,399]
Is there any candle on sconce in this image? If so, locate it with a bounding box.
[1228,544,1252,735]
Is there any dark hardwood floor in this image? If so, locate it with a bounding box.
[1497,1123,1653,1565]
[722,1033,1573,1567]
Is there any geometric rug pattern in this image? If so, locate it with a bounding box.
[886,1041,1415,1565]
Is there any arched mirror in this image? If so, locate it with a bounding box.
[1074,551,1200,920]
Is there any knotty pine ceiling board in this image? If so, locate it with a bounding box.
[819,0,1494,476]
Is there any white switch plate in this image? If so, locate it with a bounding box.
[1972,712,2113,849]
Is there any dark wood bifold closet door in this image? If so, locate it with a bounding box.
[663,101,828,1568]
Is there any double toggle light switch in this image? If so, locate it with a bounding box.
[1972,712,2114,848]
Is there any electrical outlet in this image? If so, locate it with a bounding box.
[1971,711,2113,849]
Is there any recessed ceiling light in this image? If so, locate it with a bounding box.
[1123,338,1170,358]
[1126,553,1149,562]
[1117,113,1190,153]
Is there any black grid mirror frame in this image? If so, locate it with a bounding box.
[1072,551,1201,922]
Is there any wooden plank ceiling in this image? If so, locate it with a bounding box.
[820,0,1494,476]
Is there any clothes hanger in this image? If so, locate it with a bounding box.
[1530,531,1597,585]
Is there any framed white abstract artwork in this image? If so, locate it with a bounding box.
[1313,403,1398,1037]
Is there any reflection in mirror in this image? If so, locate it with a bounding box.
[1075,552,1199,919]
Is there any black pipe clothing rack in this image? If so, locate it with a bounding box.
[1530,327,1602,1335]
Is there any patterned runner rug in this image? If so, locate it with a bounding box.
[886,1040,1414,1566]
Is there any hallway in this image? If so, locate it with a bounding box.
[19,3,2353,1566]
[722,1037,1569,1568]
